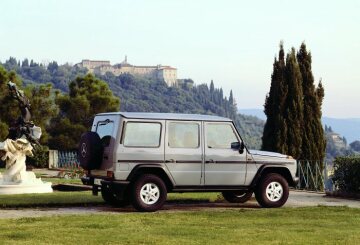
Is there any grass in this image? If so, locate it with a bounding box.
[1,169,359,243]
[0,191,220,208]
[0,207,359,244]
[0,191,104,208]
[41,177,83,185]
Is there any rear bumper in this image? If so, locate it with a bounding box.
[81,176,130,198]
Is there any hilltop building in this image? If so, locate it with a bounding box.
[76,57,177,86]
[328,132,347,149]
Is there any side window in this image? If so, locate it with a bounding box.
[168,122,199,148]
[123,122,161,147]
[96,120,114,147]
[206,123,239,149]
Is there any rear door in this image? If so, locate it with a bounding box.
[164,120,203,186]
[92,115,120,170]
[204,122,247,186]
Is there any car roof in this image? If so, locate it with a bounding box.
[96,112,232,122]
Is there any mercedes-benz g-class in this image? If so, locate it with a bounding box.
[79,112,298,212]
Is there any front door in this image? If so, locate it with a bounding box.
[204,122,247,186]
[164,120,203,186]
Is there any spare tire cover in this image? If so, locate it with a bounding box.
[78,131,103,170]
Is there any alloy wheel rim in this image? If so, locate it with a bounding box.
[140,183,160,205]
[265,181,283,202]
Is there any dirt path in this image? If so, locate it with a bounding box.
[0,191,359,219]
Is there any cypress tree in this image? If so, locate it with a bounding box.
[210,80,215,101]
[262,43,288,153]
[229,90,234,106]
[284,48,304,159]
[263,42,325,162]
[297,43,325,161]
[315,80,325,159]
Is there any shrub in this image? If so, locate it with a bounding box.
[26,146,49,168]
[332,156,360,193]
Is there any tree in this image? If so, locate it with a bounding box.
[262,43,288,154]
[48,74,120,150]
[22,59,29,67]
[283,48,304,159]
[47,61,59,73]
[24,83,58,144]
[0,66,57,146]
[0,66,22,140]
[262,43,323,160]
[297,43,325,160]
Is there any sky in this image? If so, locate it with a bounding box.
[0,0,359,118]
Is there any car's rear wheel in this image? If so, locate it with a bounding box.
[131,174,167,212]
[255,173,289,208]
[101,187,130,207]
[222,191,253,203]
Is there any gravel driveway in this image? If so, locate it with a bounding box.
[0,191,359,219]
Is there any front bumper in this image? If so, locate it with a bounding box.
[293,177,299,186]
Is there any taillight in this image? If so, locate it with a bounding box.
[107,171,114,178]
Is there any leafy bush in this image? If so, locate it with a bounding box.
[26,146,49,168]
[332,156,360,193]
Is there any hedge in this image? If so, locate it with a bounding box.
[332,156,360,193]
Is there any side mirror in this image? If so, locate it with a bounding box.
[231,141,245,154]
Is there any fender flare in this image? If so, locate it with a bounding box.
[250,164,295,188]
[126,164,175,189]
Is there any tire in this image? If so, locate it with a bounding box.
[78,132,103,170]
[101,187,130,207]
[255,173,289,208]
[131,174,167,212]
[222,191,253,203]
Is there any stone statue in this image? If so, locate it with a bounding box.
[0,81,52,194]
[7,81,40,145]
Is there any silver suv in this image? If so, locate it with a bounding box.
[79,112,298,212]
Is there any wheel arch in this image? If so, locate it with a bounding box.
[127,164,174,191]
[251,165,295,188]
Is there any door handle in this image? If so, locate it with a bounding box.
[206,159,215,163]
[165,159,176,163]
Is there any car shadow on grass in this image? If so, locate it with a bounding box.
[97,199,260,213]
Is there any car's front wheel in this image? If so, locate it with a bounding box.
[255,173,289,208]
[131,174,167,212]
[222,191,253,203]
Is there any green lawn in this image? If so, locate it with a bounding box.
[0,191,221,208]
[41,177,83,185]
[0,207,359,244]
[1,171,359,244]
[0,191,103,208]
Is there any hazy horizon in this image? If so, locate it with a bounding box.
[1,0,359,118]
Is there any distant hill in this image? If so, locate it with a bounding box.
[239,108,360,144]
[238,108,266,120]
[322,117,360,143]
[0,57,264,149]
